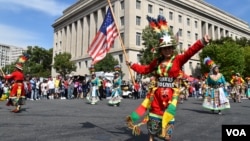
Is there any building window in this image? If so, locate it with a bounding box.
[136,32,141,46]
[85,61,88,67]
[119,54,123,63]
[112,5,115,13]
[195,33,198,40]
[120,0,124,10]
[188,44,191,47]
[169,26,174,32]
[179,42,183,52]
[136,16,141,26]
[120,16,124,26]
[78,62,81,68]
[136,0,141,9]
[187,18,190,26]
[159,8,163,15]
[187,31,191,39]
[195,21,198,28]
[179,28,183,37]
[148,4,153,13]
[137,54,142,62]
[120,32,124,44]
[169,11,173,20]
[178,15,182,23]
[189,61,193,69]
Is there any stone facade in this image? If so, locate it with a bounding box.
[52,0,250,81]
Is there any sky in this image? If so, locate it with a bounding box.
[0,0,249,49]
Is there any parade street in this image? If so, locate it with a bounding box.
[0,98,250,141]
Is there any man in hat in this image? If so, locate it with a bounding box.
[1,63,26,113]
[125,15,210,141]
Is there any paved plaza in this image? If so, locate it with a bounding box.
[0,97,250,141]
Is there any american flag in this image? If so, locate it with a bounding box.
[87,7,118,65]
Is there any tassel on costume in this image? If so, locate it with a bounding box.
[159,88,179,138]
[125,89,156,136]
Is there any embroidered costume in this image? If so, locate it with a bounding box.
[230,73,245,103]
[108,71,122,106]
[125,15,209,141]
[3,54,29,113]
[245,77,250,99]
[86,72,100,105]
[202,57,230,114]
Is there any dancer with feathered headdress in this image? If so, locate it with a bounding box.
[202,57,230,115]
[125,14,210,141]
[0,53,29,113]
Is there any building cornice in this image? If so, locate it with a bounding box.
[194,0,249,25]
[170,0,250,35]
[52,0,106,28]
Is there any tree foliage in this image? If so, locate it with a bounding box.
[140,26,160,65]
[2,46,52,77]
[94,53,119,72]
[52,52,76,77]
[199,37,245,81]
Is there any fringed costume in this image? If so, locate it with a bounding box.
[86,73,100,105]
[246,77,250,99]
[125,15,208,141]
[230,73,245,103]
[108,72,122,106]
[202,57,230,114]
[3,53,29,113]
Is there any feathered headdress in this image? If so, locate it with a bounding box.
[203,57,217,70]
[18,53,29,63]
[147,15,177,48]
[15,53,30,70]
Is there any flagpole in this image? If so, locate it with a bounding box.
[107,0,135,84]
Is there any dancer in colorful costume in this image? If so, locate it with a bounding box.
[86,66,100,104]
[0,53,29,113]
[176,71,189,104]
[202,57,230,115]
[125,15,210,141]
[0,81,10,101]
[230,73,245,103]
[108,71,122,106]
[245,77,250,100]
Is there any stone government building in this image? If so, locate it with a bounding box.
[52,0,250,81]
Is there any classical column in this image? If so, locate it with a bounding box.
[71,22,77,57]
[76,19,83,57]
[89,13,96,50]
[97,9,103,29]
[66,24,72,53]
[83,16,89,55]
[62,27,66,52]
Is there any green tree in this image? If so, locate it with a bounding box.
[243,46,250,77]
[52,52,76,78]
[94,53,119,72]
[25,46,52,77]
[200,37,245,81]
[2,46,52,77]
[140,26,160,65]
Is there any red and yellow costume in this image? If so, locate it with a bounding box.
[5,70,25,98]
[3,53,29,113]
[230,74,245,102]
[126,39,206,140]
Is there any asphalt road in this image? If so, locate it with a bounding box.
[0,97,250,141]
